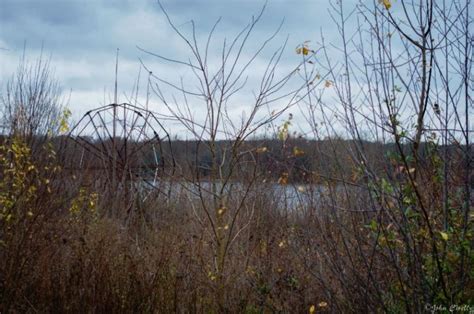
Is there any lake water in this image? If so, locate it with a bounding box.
[143,180,333,209]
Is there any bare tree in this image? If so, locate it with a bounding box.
[139,2,311,308]
[293,0,472,311]
[1,50,65,147]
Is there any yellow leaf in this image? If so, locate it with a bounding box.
[379,0,391,9]
[293,146,305,157]
[217,207,226,215]
[246,266,255,275]
[296,45,311,56]
[318,301,328,308]
[439,231,449,241]
[59,108,72,133]
[278,120,291,141]
[309,305,316,314]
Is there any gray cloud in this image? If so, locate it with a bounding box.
[1,0,344,136]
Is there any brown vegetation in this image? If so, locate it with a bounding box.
[1,0,472,312]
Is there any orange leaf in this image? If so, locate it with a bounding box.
[278,172,289,185]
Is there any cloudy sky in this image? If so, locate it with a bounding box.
[0,0,357,137]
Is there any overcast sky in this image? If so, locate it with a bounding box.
[0,0,357,137]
